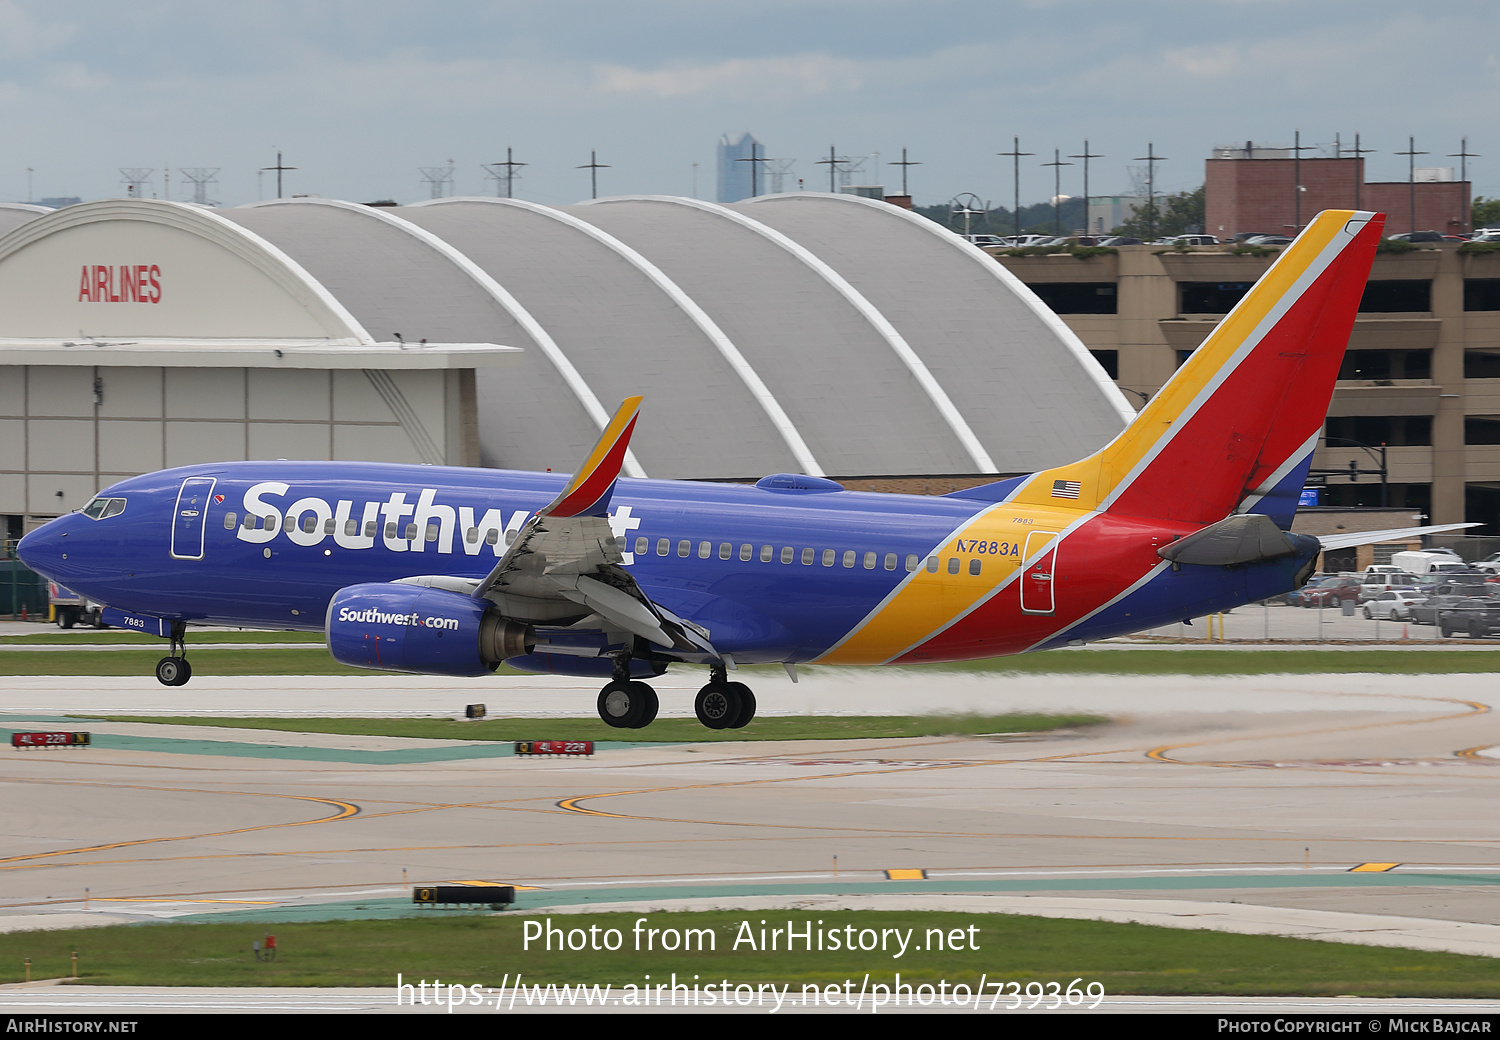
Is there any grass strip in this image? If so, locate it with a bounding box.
[0,648,368,676]
[3,912,1498,996]
[924,649,1500,676]
[0,630,325,645]
[71,712,1104,743]
[4,647,1500,677]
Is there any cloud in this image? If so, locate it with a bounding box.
[0,0,74,59]
[594,54,867,101]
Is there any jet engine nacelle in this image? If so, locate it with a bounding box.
[326,583,534,676]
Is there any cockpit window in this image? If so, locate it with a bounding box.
[81,497,127,520]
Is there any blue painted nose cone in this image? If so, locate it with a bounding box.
[16,519,65,582]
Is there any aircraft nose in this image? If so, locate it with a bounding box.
[16,519,68,581]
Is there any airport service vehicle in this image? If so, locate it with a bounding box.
[1391,550,1472,576]
[17,210,1471,730]
[46,582,104,629]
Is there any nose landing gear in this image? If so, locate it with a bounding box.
[154,622,192,687]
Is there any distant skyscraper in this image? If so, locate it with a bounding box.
[717,132,762,203]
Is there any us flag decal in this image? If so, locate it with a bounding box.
[1051,480,1081,499]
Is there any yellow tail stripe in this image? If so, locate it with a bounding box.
[1009,214,1349,511]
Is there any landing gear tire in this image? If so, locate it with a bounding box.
[695,682,743,730]
[597,679,657,729]
[155,656,191,687]
[724,682,756,729]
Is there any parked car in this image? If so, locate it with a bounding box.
[1410,581,1491,625]
[1363,590,1425,620]
[1297,576,1364,607]
[964,234,1007,248]
[1437,597,1500,637]
[1357,574,1419,603]
[1386,231,1445,243]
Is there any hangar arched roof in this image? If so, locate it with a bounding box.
[0,204,49,238]
[737,193,1134,466]
[400,197,802,478]
[0,193,1132,480]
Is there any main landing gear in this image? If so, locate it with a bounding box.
[596,660,659,730]
[694,665,755,730]
[592,660,757,731]
[154,621,192,687]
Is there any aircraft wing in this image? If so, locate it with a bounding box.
[469,397,710,655]
[1315,522,1480,552]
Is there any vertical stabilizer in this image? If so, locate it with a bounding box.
[1011,210,1384,525]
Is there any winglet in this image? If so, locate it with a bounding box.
[539,396,643,518]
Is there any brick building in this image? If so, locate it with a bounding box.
[1206,151,1470,239]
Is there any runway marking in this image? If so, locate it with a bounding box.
[90,897,278,905]
[1349,863,1401,873]
[885,868,927,880]
[1145,695,1489,765]
[0,778,359,866]
[1457,744,1497,759]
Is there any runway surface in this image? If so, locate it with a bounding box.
[3,665,1500,1013]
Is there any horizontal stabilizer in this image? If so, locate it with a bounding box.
[1157,513,1301,567]
[1317,523,1480,552]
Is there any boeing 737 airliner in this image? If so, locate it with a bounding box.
[18,210,1464,730]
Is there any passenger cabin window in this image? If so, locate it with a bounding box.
[303,516,318,534]
[657,538,670,556]
[822,549,836,567]
[926,556,939,573]
[969,558,982,576]
[947,557,960,574]
[635,536,648,555]
[885,553,898,571]
[906,555,919,572]
[678,540,691,557]
[326,519,337,534]
[405,523,418,540]
[223,513,237,530]
[740,544,752,561]
[842,550,855,568]
[801,548,815,565]
[781,547,794,564]
[719,542,732,560]
[698,541,712,559]
[760,545,773,562]
[864,552,877,570]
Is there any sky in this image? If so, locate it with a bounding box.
[3,0,1498,210]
